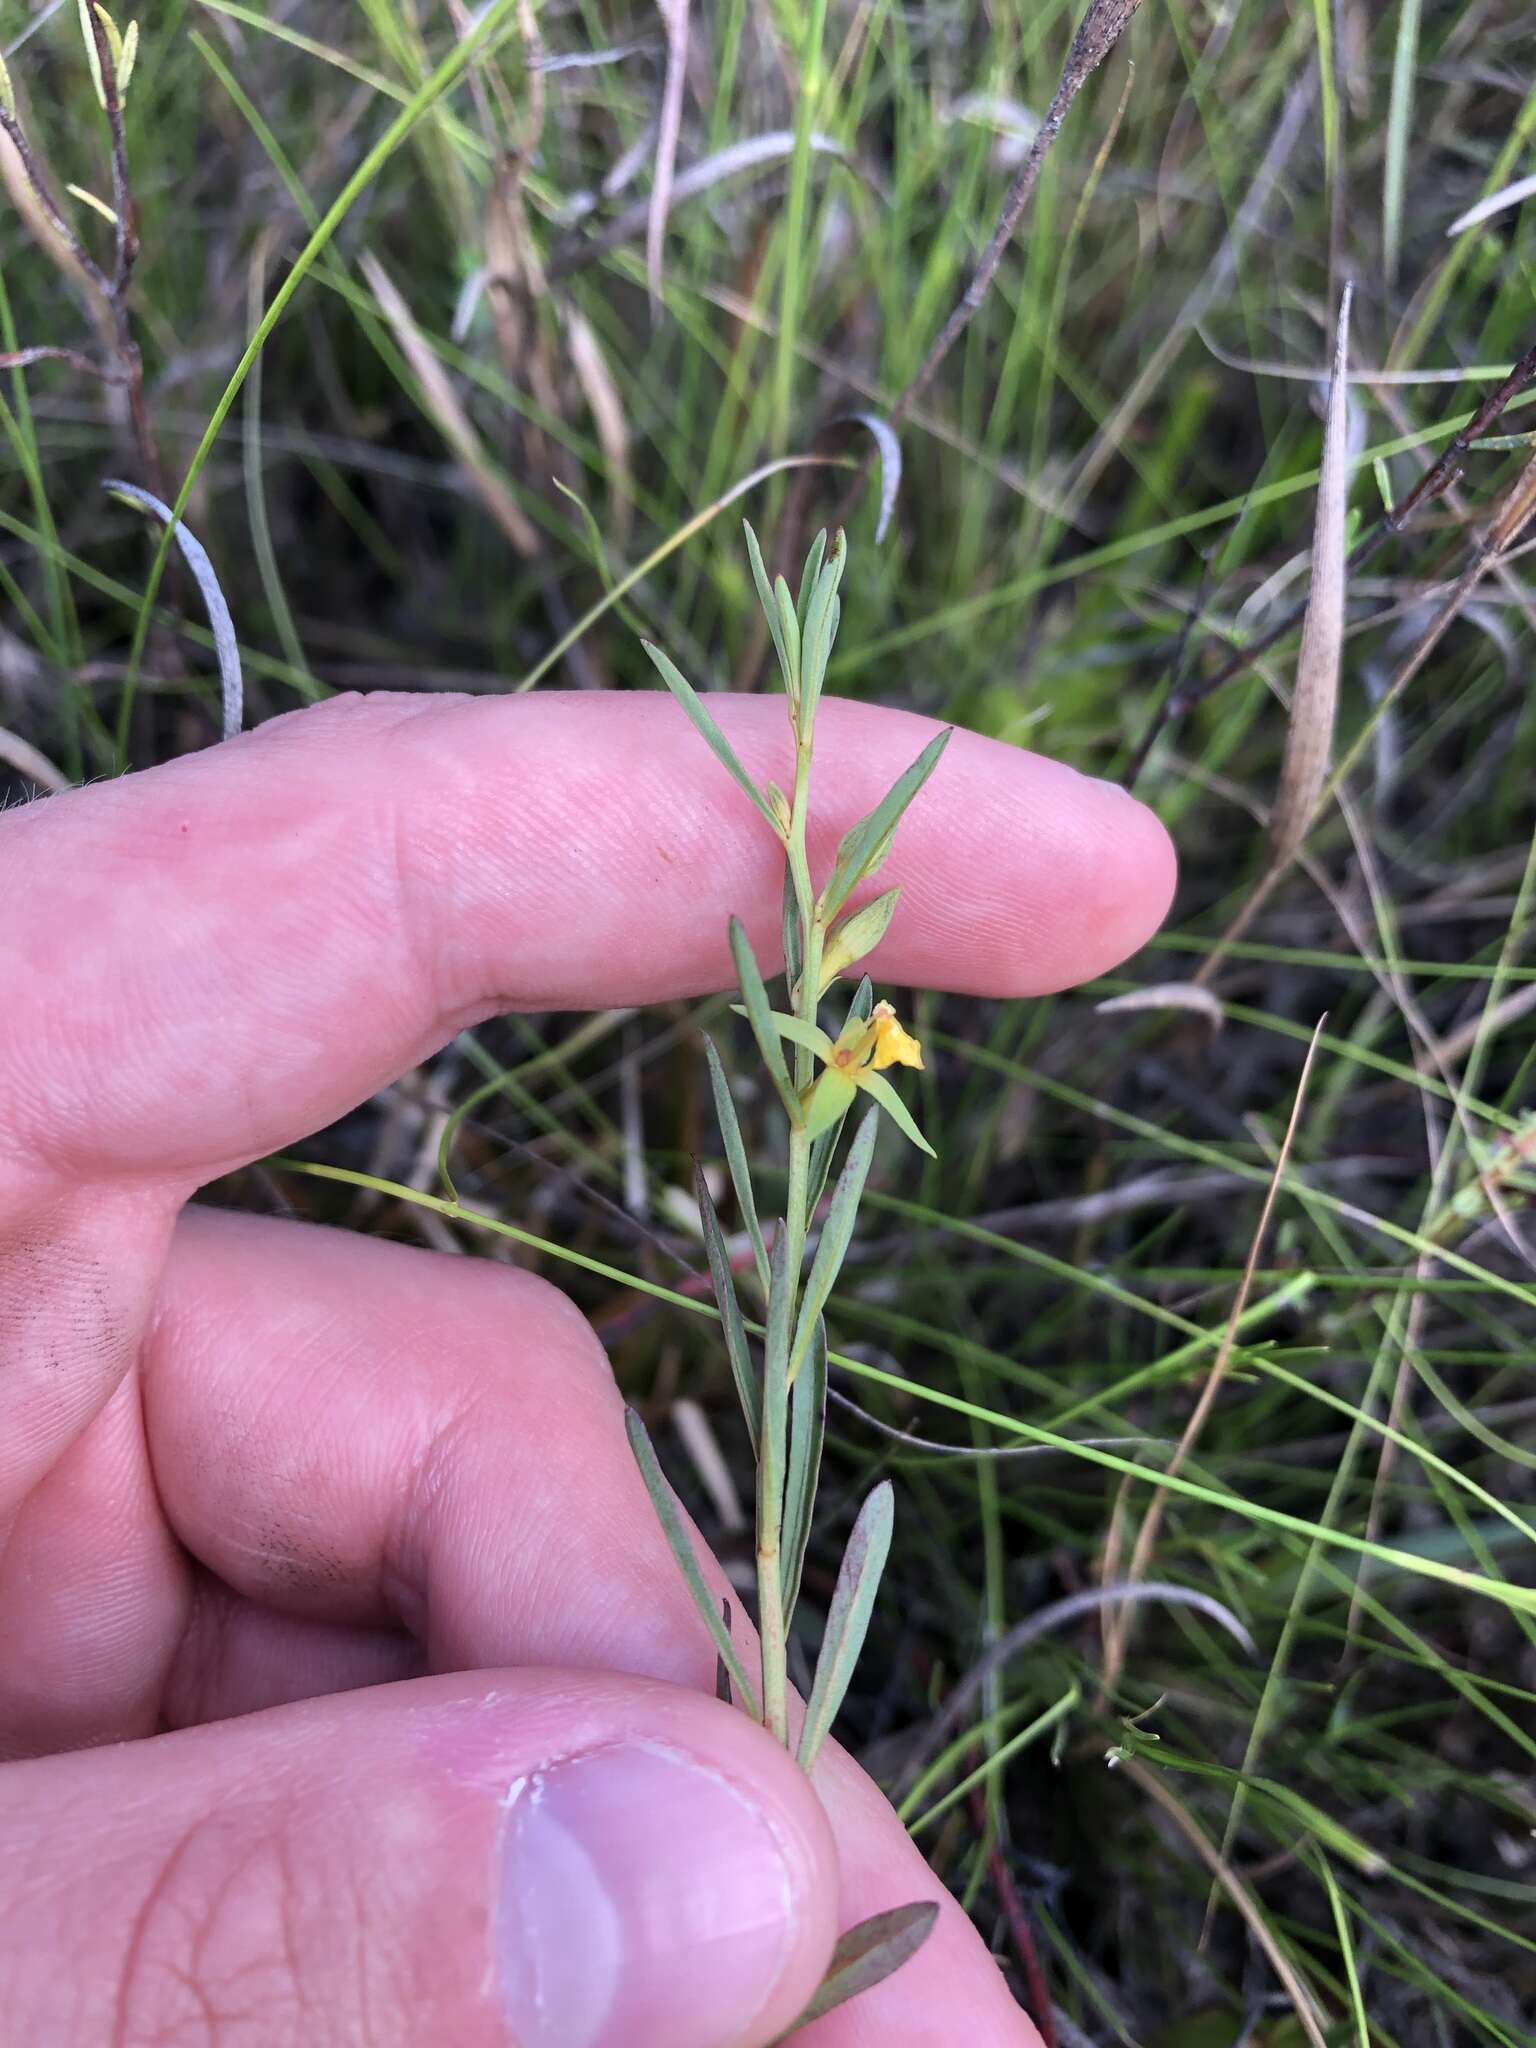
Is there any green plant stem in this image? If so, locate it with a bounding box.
[757,701,825,1750]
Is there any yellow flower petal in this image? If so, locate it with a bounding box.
[868,1003,923,1071]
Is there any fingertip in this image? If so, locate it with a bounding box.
[849,716,1179,998]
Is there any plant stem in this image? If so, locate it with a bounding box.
[757,706,823,1749]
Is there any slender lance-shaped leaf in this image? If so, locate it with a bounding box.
[857,1069,936,1156]
[757,1226,794,1739]
[797,527,847,735]
[1268,282,1352,867]
[806,979,872,1211]
[643,640,784,839]
[780,1318,827,1627]
[625,1407,760,1718]
[702,1035,768,1290]
[738,1007,835,1062]
[697,1164,759,1452]
[743,519,791,687]
[796,527,828,616]
[729,919,804,1125]
[797,1480,895,1772]
[821,728,952,919]
[780,863,804,1005]
[104,482,244,741]
[773,574,801,693]
[769,1903,939,2040]
[790,1109,878,1381]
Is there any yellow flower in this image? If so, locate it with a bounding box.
[868,1002,923,1072]
[797,1000,931,1151]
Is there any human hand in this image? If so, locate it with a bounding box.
[0,689,1174,2045]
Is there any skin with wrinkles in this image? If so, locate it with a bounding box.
[0,690,1175,2045]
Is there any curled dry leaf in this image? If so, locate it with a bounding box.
[1268,283,1352,866]
[1446,171,1536,237]
[1097,982,1225,1032]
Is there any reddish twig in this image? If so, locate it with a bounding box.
[969,1784,1058,2048]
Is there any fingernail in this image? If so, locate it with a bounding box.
[496,1742,797,2048]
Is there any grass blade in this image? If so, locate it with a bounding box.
[797,1479,895,1771]
[790,1108,878,1381]
[624,1406,760,1718]
[729,918,804,1124]
[780,1319,827,1628]
[644,641,783,838]
[1383,0,1421,281]
[696,1164,759,1453]
[702,1034,768,1290]
[769,1903,939,2040]
[1269,284,1352,866]
[821,728,952,918]
[103,481,243,740]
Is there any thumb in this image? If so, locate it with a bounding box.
[2,1670,838,2047]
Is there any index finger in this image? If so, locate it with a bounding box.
[1,689,1173,1186]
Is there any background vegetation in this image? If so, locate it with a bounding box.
[2,1,1534,2041]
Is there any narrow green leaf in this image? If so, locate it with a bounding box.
[822,728,953,918]
[702,1035,768,1290]
[781,1318,827,1627]
[697,1165,760,1452]
[773,574,801,692]
[93,3,125,70]
[790,1109,878,1381]
[118,17,139,94]
[729,920,804,1124]
[743,520,790,683]
[758,1226,794,1717]
[732,1005,834,1063]
[797,1480,896,1771]
[625,1407,760,1718]
[856,1069,936,1156]
[820,885,900,988]
[798,529,847,732]
[770,1902,939,2039]
[77,0,106,106]
[781,863,804,1005]
[643,641,782,837]
[796,528,828,618]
